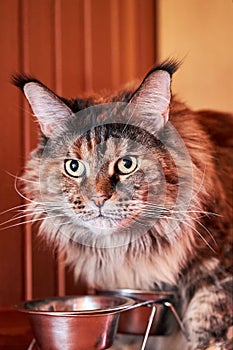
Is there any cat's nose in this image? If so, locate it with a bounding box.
[91,194,110,207]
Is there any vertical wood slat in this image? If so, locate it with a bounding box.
[21,0,57,300]
[118,0,137,84]
[19,0,33,301]
[54,0,66,297]
[123,0,137,81]
[83,0,93,92]
[0,0,24,306]
[137,0,157,76]
[110,0,120,89]
[54,0,63,93]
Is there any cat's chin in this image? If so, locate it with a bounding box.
[82,215,134,235]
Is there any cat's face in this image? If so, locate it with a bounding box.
[38,112,167,243]
[61,124,163,234]
[16,62,193,247]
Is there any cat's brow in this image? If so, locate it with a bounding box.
[74,124,161,152]
[72,139,83,159]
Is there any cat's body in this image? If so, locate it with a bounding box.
[13,61,232,350]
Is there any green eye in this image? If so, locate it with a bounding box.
[64,159,86,178]
[116,156,138,175]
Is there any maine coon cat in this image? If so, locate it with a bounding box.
[13,60,232,350]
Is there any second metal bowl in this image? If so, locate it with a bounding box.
[96,289,177,335]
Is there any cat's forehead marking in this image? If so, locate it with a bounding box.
[72,140,83,159]
[71,127,117,158]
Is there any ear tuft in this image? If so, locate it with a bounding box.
[11,73,44,91]
[151,58,181,76]
[130,59,180,131]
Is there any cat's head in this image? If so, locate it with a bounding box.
[13,60,192,248]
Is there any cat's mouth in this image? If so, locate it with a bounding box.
[82,212,138,231]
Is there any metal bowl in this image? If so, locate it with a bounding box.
[96,289,178,336]
[17,295,134,350]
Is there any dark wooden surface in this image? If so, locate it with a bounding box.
[0,309,34,350]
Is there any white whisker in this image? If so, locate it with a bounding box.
[58,220,74,227]
[14,179,40,205]
[0,203,30,216]
[182,220,216,253]
[188,215,217,247]
[191,165,207,201]
[0,212,45,227]
[121,105,137,135]
[6,171,39,185]
[0,214,66,231]
[138,201,218,250]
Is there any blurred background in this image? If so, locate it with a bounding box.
[0,0,232,308]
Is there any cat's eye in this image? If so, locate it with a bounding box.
[64,159,86,178]
[116,156,138,175]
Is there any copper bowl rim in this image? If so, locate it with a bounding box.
[15,295,135,316]
[96,288,176,298]
[98,288,176,296]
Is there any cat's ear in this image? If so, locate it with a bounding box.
[130,60,179,131]
[12,75,73,137]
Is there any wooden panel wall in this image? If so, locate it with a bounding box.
[0,0,156,306]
